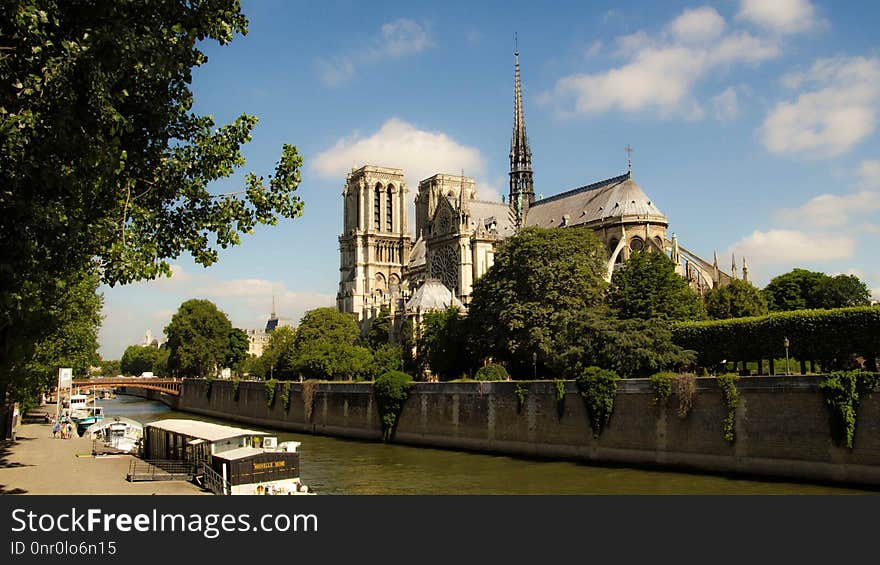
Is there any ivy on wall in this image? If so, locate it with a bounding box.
[717,374,739,443]
[819,371,880,448]
[514,383,529,413]
[265,378,278,407]
[232,377,240,401]
[281,382,291,412]
[204,376,213,399]
[575,367,620,438]
[302,379,318,422]
[373,371,414,441]
[649,372,675,406]
[676,374,696,418]
[555,380,565,418]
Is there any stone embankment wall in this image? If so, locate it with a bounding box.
[120,376,880,486]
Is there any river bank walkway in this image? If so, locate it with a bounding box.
[0,420,206,495]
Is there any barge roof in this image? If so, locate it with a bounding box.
[212,447,267,461]
[146,419,269,442]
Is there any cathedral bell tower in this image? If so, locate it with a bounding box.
[337,166,412,329]
[509,40,534,229]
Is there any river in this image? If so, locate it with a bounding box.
[102,394,871,494]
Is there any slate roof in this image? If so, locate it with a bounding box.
[467,200,516,237]
[525,172,667,229]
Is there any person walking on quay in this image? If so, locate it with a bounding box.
[52,421,61,438]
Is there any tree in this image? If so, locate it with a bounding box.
[822,274,871,308]
[165,299,233,378]
[467,227,609,377]
[763,269,829,311]
[609,251,706,321]
[294,308,360,349]
[705,279,769,319]
[367,307,392,348]
[99,359,121,378]
[416,307,474,380]
[225,328,250,375]
[552,308,695,378]
[7,268,102,416]
[1,1,303,406]
[262,326,297,380]
[120,345,165,376]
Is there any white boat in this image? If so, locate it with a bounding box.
[86,417,143,454]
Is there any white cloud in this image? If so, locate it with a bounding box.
[737,0,819,35]
[584,40,603,58]
[668,7,725,44]
[727,229,854,267]
[712,87,739,121]
[760,57,880,157]
[316,18,431,87]
[777,191,880,228]
[312,118,487,187]
[860,159,880,188]
[380,19,431,57]
[548,8,778,118]
[872,287,880,302]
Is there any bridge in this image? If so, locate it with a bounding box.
[70,377,182,396]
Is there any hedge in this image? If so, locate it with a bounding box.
[673,307,880,368]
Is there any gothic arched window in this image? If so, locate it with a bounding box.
[374,183,382,230]
[386,186,393,232]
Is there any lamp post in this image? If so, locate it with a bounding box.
[784,337,790,376]
[532,352,537,380]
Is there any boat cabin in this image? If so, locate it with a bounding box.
[143,419,305,495]
[69,394,88,412]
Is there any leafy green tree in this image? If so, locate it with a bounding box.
[367,307,392,348]
[165,299,233,378]
[1,1,303,406]
[295,340,375,381]
[610,251,706,321]
[468,227,609,377]
[762,269,869,311]
[416,307,474,380]
[552,308,695,378]
[262,326,297,380]
[226,328,250,375]
[7,269,102,414]
[705,279,769,319]
[121,345,164,376]
[763,269,830,311]
[822,274,872,308]
[99,359,121,378]
[294,308,360,349]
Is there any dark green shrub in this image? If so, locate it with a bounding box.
[717,374,739,443]
[373,371,414,441]
[475,363,509,381]
[819,371,880,448]
[575,367,619,438]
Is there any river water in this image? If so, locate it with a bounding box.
[102,394,871,494]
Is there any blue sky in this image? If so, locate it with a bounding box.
[98,0,880,359]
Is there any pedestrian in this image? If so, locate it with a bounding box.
[66,422,73,439]
[52,421,61,438]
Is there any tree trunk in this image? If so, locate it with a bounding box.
[769,358,775,375]
[800,359,807,375]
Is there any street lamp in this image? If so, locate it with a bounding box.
[532,352,537,380]
[784,337,790,375]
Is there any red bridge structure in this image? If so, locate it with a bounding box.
[71,377,182,396]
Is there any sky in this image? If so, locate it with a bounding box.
[98,0,880,359]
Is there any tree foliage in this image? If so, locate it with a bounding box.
[705,279,769,320]
[416,307,473,380]
[120,345,168,376]
[763,269,871,311]
[610,251,706,321]
[165,299,233,378]
[467,227,609,376]
[367,307,392,348]
[552,308,695,378]
[294,308,360,349]
[0,1,303,404]
[225,327,250,374]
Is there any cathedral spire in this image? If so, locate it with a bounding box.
[731,253,738,279]
[509,36,534,229]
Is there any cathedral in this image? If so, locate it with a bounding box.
[337,48,740,333]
